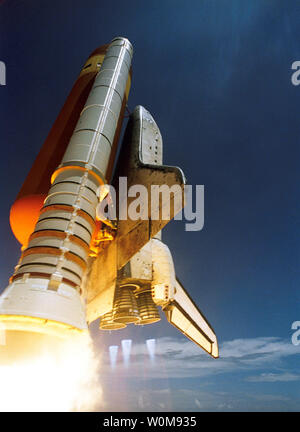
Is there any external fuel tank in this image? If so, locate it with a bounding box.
[10,43,131,248]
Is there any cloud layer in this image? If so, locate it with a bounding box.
[95,335,300,411]
[100,335,300,379]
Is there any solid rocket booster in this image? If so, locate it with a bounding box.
[0,38,133,336]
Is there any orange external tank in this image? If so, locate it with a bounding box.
[9,44,122,248]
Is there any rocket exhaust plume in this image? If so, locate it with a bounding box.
[0,331,103,412]
[146,338,156,363]
[109,345,119,370]
[121,339,132,367]
[0,324,5,346]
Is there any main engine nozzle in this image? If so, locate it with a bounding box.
[113,284,140,325]
[135,288,161,325]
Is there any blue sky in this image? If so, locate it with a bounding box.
[0,0,299,411]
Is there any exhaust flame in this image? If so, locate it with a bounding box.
[109,345,119,370]
[0,331,103,412]
[121,339,132,368]
[146,338,156,363]
[0,327,5,346]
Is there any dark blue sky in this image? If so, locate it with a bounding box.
[0,0,299,411]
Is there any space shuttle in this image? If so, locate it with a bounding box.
[0,38,218,358]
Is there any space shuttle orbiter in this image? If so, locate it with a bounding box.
[0,38,218,358]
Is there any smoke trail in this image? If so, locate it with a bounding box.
[0,332,103,412]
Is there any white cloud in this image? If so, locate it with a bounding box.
[100,336,300,379]
[95,335,300,412]
[248,394,290,402]
[98,387,296,412]
[246,372,300,383]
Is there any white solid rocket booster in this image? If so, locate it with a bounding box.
[0,38,133,336]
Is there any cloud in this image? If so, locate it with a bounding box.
[246,372,300,383]
[100,336,300,379]
[95,336,300,411]
[98,387,295,412]
[248,394,290,402]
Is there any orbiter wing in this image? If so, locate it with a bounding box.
[164,279,218,358]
